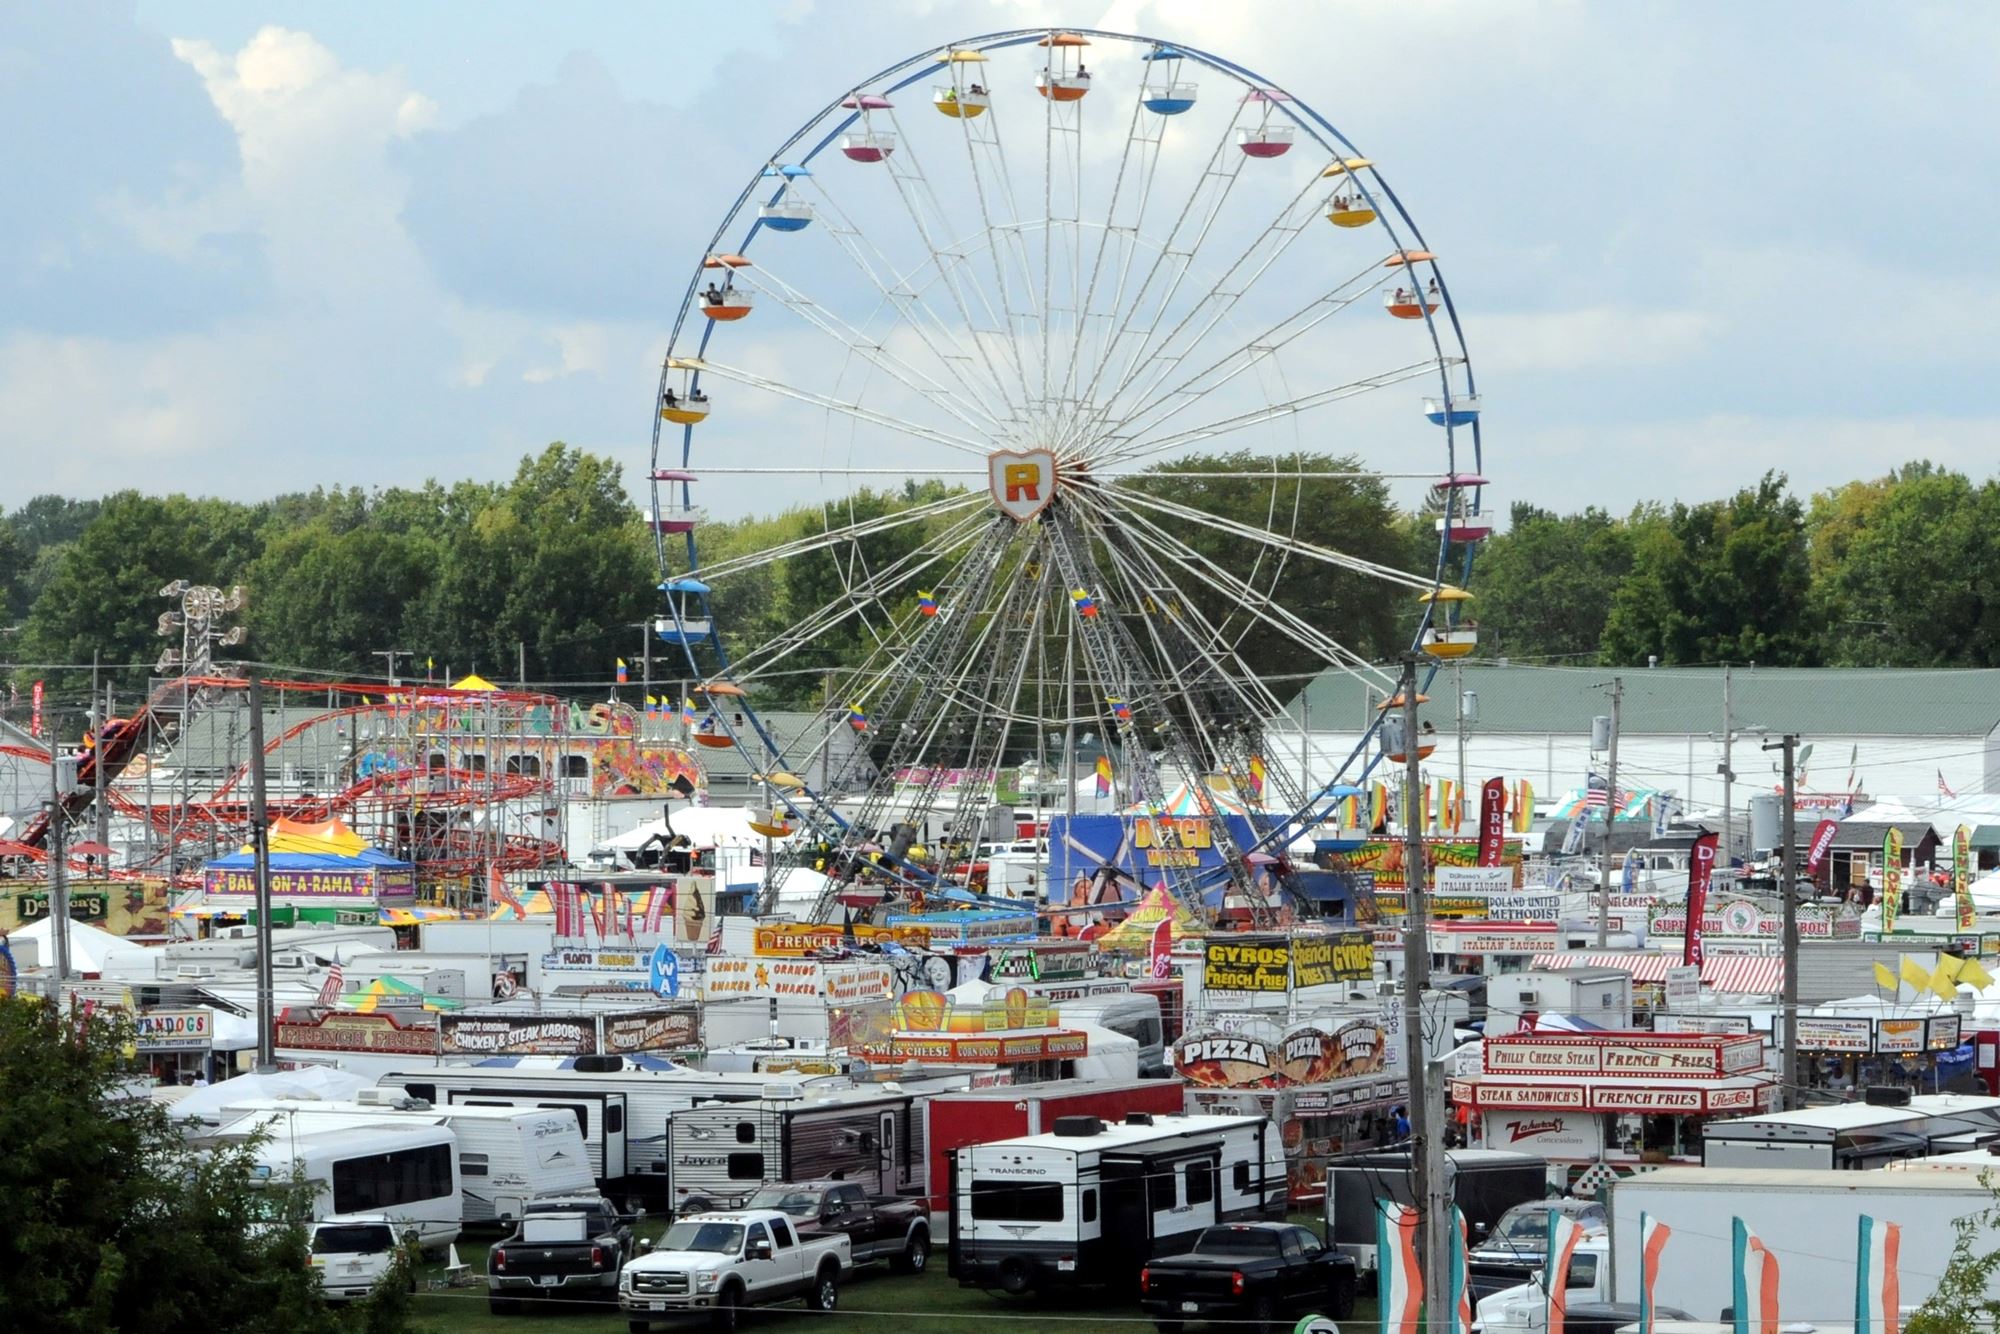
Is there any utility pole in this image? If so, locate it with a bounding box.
[1718,665,1734,865]
[518,641,528,689]
[1396,656,1449,1334]
[1598,676,1622,947]
[93,651,109,854]
[47,724,71,984]
[640,622,654,705]
[247,672,276,1071]
[371,649,409,687]
[1454,660,1468,834]
[1765,734,1802,1111]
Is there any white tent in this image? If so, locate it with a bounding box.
[10,915,148,974]
[170,1066,372,1124]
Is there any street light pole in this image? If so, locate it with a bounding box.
[247,671,276,1071]
[1765,734,1802,1111]
[1598,677,1622,947]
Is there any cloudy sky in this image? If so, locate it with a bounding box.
[6,1,1998,521]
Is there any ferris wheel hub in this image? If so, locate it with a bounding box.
[986,447,1061,522]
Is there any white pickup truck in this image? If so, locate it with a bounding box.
[620,1209,850,1333]
[1470,1236,1702,1334]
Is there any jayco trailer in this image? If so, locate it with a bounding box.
[948,1112,1285,1295]
[668,1083,933,1214]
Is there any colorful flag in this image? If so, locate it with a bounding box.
[846,702,870,732]
[1440,778,1456,832]
[1638,1213,1672,1334]
[488,864,526,920]
[1621,847,1640,895]
[1804,819,1840,877]
[1094,754,1113,797]
[1685,831,1719,966]
[1938,769,1957,799]
[316,962,345,1008]
[1450,1207,1472,1334]
[1375,1201,1423,1334]
[1069,588,1099,618]
[1371,782,1389,830]
[616,658,629,684]
[1872,961,1897,994]
[30,680,42,738]
[1732,1218,1781,1334]
[1900,955,1931,995]
[642,884,670,936]
[1109,696,1131,723]
[1514,779,1534,833]
[1247,755,1266,800]
[917,590,939,617]
[1954,824,1975,930]
[1148,916,1172,980]
[1547,1209,1587,1334]
[1930,954,1960,1002]
[1882,829,1904,934]
[682,696,697,728]
[1963,957,1996,991]
[1855,1215,1901,1334]
[552,882,577,937]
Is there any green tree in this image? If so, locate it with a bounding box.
[0,997,352,1334]
[1601,473,1816,666]
[1468,503,1635,662]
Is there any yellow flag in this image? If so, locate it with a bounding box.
[1900,956,1931,991]
[1873,962,1897,994]
[1936,954,1965,982]
[1930,966,1960,1002]
[1961,958,1995,990]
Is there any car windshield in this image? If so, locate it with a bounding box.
[661,1222,746,1254]
[747,1187,822,1217]
[1493,1207,1551,1245]
[312,1224,393,1254]
[1193,1229,1281,1257]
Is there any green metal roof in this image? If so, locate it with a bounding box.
[1973,825,2000,851]
[1286,665,2000,738]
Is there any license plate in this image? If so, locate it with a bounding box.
[1057,1259,1076,1272]
[1182,1303,1199,1313]
[537,1276,559,1287]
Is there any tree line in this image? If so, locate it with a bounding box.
[3,452,1995,720]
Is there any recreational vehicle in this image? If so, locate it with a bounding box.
[380,1055,811,1202]
[668,1083,933,1214]
[214,1093,595,1223]
[248,1123,462,1249]
[948,1112,1286,1296]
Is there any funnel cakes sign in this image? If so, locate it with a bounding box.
[1173,1018,1386,1088]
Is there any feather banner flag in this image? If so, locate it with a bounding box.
[1375,1200,1423,1334]
[1247,755,1266,800]
[1451,1207,1472,1334]
[1731,1218,1781,1334]
[488,864,526,921]
[1371,783,1389,830]
[615,658,628,684]
[1855,1215,1901,1334]
[1954,824,1975,930]
[1094,754,1113,797]
[1513,779,1534,833]
[1882,828,1904,934]
[1440,778,1457,833]
[1547,1209,1588,1334]
[682,696,696,728]
[1638,1213,1672,1334]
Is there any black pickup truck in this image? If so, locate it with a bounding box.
[487,1195,636,1314]
[1140,1223,1357,1334]
[743,1181,933,1273]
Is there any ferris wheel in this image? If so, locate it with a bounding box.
[644,28,1486,921]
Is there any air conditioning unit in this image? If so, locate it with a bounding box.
[174,965,218,981]
[1515,990,1540,1006]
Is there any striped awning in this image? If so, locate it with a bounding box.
[1528,952,1784,995]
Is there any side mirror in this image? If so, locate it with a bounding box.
[820,1203,840,1221]
[1473,1222,1490,1237]
[402,1228,420,1248]
[639,1238,654,1253]
[749,1242,774,1261]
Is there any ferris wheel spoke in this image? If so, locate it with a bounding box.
[1088,257,1386,450]
[677,353,995,460]
[1108,483,1437,592]
[942,84,1048,411]
[1094,357,1447,467]
[691,490,984,586]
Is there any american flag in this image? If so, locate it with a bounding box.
[1939,770,1957,799]
[317,962,344,1007]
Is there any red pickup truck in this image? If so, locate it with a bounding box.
[744,1181,933,1274]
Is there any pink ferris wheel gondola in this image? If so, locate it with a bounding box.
[839,94,896,162]
[1238,89,1295,158]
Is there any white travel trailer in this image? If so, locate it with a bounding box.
[215,1093,595,1223]
[948,1112,1287,1296]
[379,1055,805,1202]
[248,1123,462,1250]
[667,1083,937,1214]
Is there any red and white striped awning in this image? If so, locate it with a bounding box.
[1527,952,1784,995]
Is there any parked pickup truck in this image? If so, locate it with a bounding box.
[620,1209,850,1333]
[744,1180,932,1273]
[488,1195,635,1314]
[1139,1223,1357,1333]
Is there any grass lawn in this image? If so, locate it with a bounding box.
[409,1224,1377,1334]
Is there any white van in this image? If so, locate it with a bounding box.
[250,1124,462,1250]
[307,1215,406,1302]
[1054,992,1168,1077]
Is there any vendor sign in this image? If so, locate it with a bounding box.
[136,1009,212,1051]
[442,1014,593,1056]
[1794,1017,1873,1053]
[602,1009,699,1053]
[1290,932,1375,988]
[1483,1033,1764,1078]
[751,922,928,955]
[275,1009,436,1055]
[860,1030,1087,1064]
[1648,898,1861,941]
[1342,838,1524,891]
[1202,935,1291,992]
[1173,1018,1386,1088]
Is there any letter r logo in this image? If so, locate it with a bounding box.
[1004,463,1042,501]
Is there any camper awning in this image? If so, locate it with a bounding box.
[1529,952,1783,994]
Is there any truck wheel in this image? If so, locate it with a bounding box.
[630,1323,653,1334]
[998,1259,1032,1296]
[1154,1323,1185,1334]
[488,1296,521,1316]
[1249,1295,1277,1334]
[893,1231,931,1274]
[1329,1269,1358,1320]
[709,1285,742,1334]
[807,1266,840,1312]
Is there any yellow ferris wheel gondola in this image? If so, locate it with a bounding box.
[1322,158,1379,227]
[1417,586,1478,659]
[934,49,991,118]
[658,357,710,425]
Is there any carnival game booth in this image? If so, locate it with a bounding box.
[1449,1030,1779,1187]
[180,818,423,933]
[848,986,1094,1085]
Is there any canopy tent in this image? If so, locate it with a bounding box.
[1094,885,1206,948]
[347,975,464,1012]
[169,1065,372,1123]
[6,915,147,973]
[451,674,499,692]
[201,815,415,906]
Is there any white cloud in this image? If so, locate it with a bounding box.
[1478,308,1717,373]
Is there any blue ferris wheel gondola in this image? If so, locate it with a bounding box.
[1140,46,1196,115]
[757,164,814,232]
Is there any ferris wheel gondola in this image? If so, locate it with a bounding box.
[644,27,1486,924]
[757,164,815,232]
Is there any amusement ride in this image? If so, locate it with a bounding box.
[642,29,1487,925]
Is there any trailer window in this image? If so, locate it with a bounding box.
[403,1083,437,1104]
[1081,1189,1097,1223]
[331,1142,453,1214]
[543,1103,590,1137]
[1147,1169,1175,1213]
[727,1152,765,1180]
[1186,1161,1214,1207]
[1233,1162,1250,1193]
[605,1103,624,1134]
[971,1181,1064,1222]
[459,1152,490,1178]
[736,1121,757,1145]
